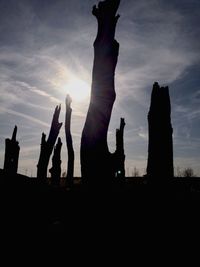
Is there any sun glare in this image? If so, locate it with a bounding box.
[65,77,90,102]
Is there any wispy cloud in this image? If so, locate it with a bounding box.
[0,107,49,127]
[15,81,60,103]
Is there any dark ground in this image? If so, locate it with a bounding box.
[0,171,200,266]
[1,169,200,256]
[0,172,200,219]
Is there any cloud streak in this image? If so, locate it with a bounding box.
[0,107,49,128]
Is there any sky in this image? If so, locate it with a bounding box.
[0,0,200,177]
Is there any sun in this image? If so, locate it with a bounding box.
[65,76,90,102]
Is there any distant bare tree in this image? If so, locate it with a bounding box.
[175,166,196,177]
[132,167,140,177]
[175,166,182,177]
[182,167,196,178]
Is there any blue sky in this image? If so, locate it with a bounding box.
[0,0,199,176]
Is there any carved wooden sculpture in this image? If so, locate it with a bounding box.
[81,0,120,185]
[37,105,62,182]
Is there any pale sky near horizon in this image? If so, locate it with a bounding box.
[0,0,200,176]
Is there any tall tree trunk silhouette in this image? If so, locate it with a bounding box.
[81,0,120,185]
[65,95,74,187]
[37,105,62,183]
[49,137,62,186]
[3,125,20,176]
[114,118,125,178]
[147,82,174,182]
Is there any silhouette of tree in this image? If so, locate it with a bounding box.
[175,166,182,177]
[114,118,125,178]
[132,167,140,177]
[65,95,74,187]
[3,125,20,176]
[49,137,62,186]
[81,0,121,185]
[182,167,196,178]
[146,82,174,181]
[37,105,62,183]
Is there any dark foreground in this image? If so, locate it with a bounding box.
[1,171,200,237]
[1,174,199,261]
[1,174,200,264]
